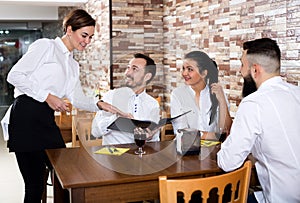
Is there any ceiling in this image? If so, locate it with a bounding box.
[0,0,88,6]
[0,0,87,21]
[0,0,88,30]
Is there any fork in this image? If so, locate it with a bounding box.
[106,146,119,153]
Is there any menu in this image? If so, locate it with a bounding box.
[107,110,191,133]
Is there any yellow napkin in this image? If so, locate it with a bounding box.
[94,146,130,156]
[201,140,220,147]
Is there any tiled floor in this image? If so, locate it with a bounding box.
[0,134,24,202]
[0,108,53,203]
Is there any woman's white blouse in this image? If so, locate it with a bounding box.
[1,37,98,140]
[7,37,98,111]
[170,84,229,134]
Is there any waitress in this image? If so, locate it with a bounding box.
[3,9,124,203]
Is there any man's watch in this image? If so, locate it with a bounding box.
[97,100,104,110]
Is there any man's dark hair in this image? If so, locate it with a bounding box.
[243,38,280,59]
[134,53,156,84]
[243,38,281,72]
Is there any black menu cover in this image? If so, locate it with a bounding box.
[107,110,191,133]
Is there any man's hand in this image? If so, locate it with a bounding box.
[134,127,160,141]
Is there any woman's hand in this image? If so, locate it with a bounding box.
[97,100,133,118]
[45,94,70,112]
[211,83,233,133]
[210,83,226,104]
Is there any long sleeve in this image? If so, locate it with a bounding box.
[7,39,52,102]
[91,89,120,138]
[91,110,117,137]
[217,100,259,172]
[68,81,99,112]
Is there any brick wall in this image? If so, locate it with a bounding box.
[75,0,111,98]
[79,0,300,116]
[110,0,165,100]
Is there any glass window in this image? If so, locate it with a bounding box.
[0,29,42,106]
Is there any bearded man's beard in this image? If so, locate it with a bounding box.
[125,76,144,89]
[242,74,257,98]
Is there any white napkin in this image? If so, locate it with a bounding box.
[1,105,12,141]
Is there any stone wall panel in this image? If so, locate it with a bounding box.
[76,0,300,116]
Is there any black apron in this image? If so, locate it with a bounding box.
[7,95,66,152]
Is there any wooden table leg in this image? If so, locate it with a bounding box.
[52,170,70,203]
[69,188,85,203]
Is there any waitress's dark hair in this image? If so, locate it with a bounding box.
[184,51,219,125]
[63,9,96,33]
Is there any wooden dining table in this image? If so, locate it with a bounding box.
[46,140,222,203]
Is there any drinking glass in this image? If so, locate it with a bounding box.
[134,128,147,156]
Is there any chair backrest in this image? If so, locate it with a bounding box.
[159,160,252,203]
[160,110,175,141]
[73,110,102,147]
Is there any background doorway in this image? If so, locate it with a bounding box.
[0,29,42,107]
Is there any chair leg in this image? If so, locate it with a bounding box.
[42,167,50,203]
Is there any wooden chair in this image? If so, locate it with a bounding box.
[159,160,252,203]
[55,102,73,143]
[77,117,102,146]
[154,96,175,141]
[160,110,175,141]
[73,110,102,147]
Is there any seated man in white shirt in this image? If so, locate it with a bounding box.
[91,53,160,145]
[217,38,300,203]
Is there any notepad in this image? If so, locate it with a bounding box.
[201,140,220,147]
[94,147,130,156]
